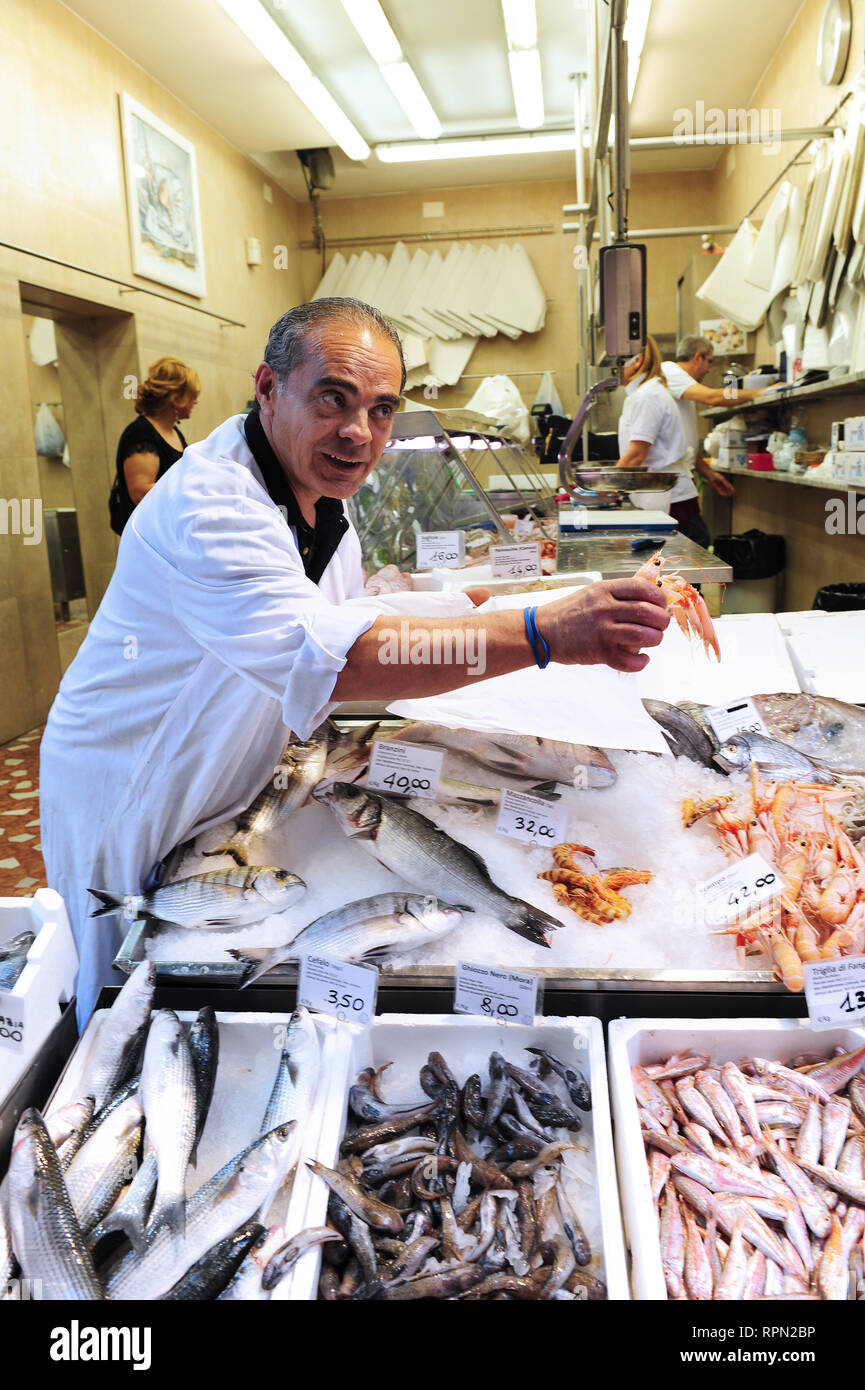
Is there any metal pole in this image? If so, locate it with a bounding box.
[611,4,628,243]
[563,222,739,237]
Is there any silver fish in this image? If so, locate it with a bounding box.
[88,1146,157,1256]
[0,930,35,990]
[7,1109,103,1300]
[315,783,560,949]
[259,1007,320,1137]
[230,893,463,987]
[753,693,865,775]
[713,733,835,783]
[79,960,155,1110]
[90,867,305,930]
[140,1010,198,1242]
[382,723,617,788]
[159,1220,266,1300]
[63,1096,143,1233]
[204,723,342,866]
[642,700,718,767]
[106,1122,298,1300]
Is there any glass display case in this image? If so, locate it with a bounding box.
[349,407,557,572]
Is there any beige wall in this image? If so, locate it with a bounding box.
[0,0,306,741]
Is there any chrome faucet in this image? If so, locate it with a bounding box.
[557,376,618,491]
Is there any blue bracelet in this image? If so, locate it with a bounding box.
[524,606,551,669]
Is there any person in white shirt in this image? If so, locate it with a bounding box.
[40,297,670,1021]
[662,336,772,544]
[616,336,697,527]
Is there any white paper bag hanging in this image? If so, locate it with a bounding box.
[34,403,66,457]
[532,371,564,416]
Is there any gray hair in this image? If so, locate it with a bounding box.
[263,298,406,391]
[676,335,713,361]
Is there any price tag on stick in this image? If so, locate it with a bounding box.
[705,697,769,743]
[366,740,443,800]
[696,852,783,926]
[298,953,378,1027]
[805,957,865,1030]
[454,961,539,1027]
[495,789,567,846]
[490,542,541,580]
[416,531,465,570]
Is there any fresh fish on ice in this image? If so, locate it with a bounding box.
[63,1095,143,1233]
[380,724,617,788]
[0,930,35,990]
[713,732,835,782]
[90,867,306,930]
[77,960,154,1110]
[641,700,718,768]
[139,1010,198,1242]
[258,1007,320,1138]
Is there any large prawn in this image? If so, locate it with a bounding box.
[634,551,720,660]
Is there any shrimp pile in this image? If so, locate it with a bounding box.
[685,769,865,991]
[538,843,653,926]
[637,1045,865,1300]
[634,550,720,660]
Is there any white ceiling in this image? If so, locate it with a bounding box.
[64,0,805,200]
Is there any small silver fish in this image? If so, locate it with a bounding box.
[0,930,35,990]
[714,733,835,783]
[90,866,306,930]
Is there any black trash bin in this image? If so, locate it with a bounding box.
[712,529,785,612]
[812,583,865,611]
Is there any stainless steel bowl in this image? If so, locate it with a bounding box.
[570,467,680,493]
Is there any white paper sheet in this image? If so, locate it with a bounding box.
[697,220,770,331]
[636,612,801,704]
[388,589,669,753]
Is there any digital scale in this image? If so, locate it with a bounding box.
[558,507,678,534]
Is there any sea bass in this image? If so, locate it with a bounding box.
[314,783,560,948]
[90,867,306,930]
[381,724,617,788]
[230,894,464,987]
[0,930,35,990]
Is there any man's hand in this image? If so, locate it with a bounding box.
[710,472,735,499]
[538,578,671,673]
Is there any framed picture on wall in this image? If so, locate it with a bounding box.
[119,94,207,298]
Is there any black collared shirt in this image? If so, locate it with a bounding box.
[244,410,349,585]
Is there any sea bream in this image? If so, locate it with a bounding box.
[89,866,306,930]
[229,893,464,987]
[380,724,617,788]
[314,783,561,948]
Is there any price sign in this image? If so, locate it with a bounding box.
[416,530,465,570]
[366,740,443,800]
[495,788,567,847]
[454,961,539,1028]
[696,852,783,926]
[490,542,541,580]
[805,957,865,1030]
[705,698,768,743]
[298,953,378,1027]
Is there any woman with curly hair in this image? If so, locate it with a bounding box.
[109,356,200,534]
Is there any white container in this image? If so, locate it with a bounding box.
[608,1016,865,1301]
[844,416,865,449]
[718,447,748,469]
[45,1006,340,1300]
[287,1013,629,1301]
[0,889,77,1100]
[845,451,865,485]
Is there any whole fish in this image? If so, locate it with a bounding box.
[217,1224,287,1301]
[0,930,35,990]
[187,1007,219,1161]
[7,1109,103,1299]
[230,894,463,988]
[79,961,155,1110]
[260,1226,342,1293]
[159,1220,266,1300]
[63,1096,143,1232]
[434,776,561,808]
[306,1159,404,1234]
[642,700,718,767]
[139,1010,198,1241]
[46,1097,95,1167]
[714,733,835,783]
[76,1075,140,1154]
[383,723,617,788]
[90,867,306,930]
[259,1007,320,1139]
[753,693,865,775]
[106,1122,298,1300]
[204,723,340,866]
[315,783,560,948]
[88,1147,157,1255]
[526,1047,592,1112]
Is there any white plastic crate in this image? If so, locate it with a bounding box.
[607,1016,865,1301]
[284,1013,629,1301]
[0,888,77,1099]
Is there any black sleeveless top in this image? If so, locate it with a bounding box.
[109,416,187,535]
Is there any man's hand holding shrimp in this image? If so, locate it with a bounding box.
[537,577,671,672]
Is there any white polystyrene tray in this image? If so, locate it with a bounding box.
[46,1008,340,1299]
[607,1016,865,1301]
[0,888,78,1097]
[286,1013,629,1301]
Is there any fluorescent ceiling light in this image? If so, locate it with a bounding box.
[624,0,652,102]
[508,47,544,129]
[380,62,442,139]
[214,0,369,159]
[377,131,577,162]
[340,0,441,141]
[501,0,537,50]
[340,0,402,63]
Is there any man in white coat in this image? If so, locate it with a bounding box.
[40,298,670,1021]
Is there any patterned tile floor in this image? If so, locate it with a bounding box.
[0,727,47,896]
